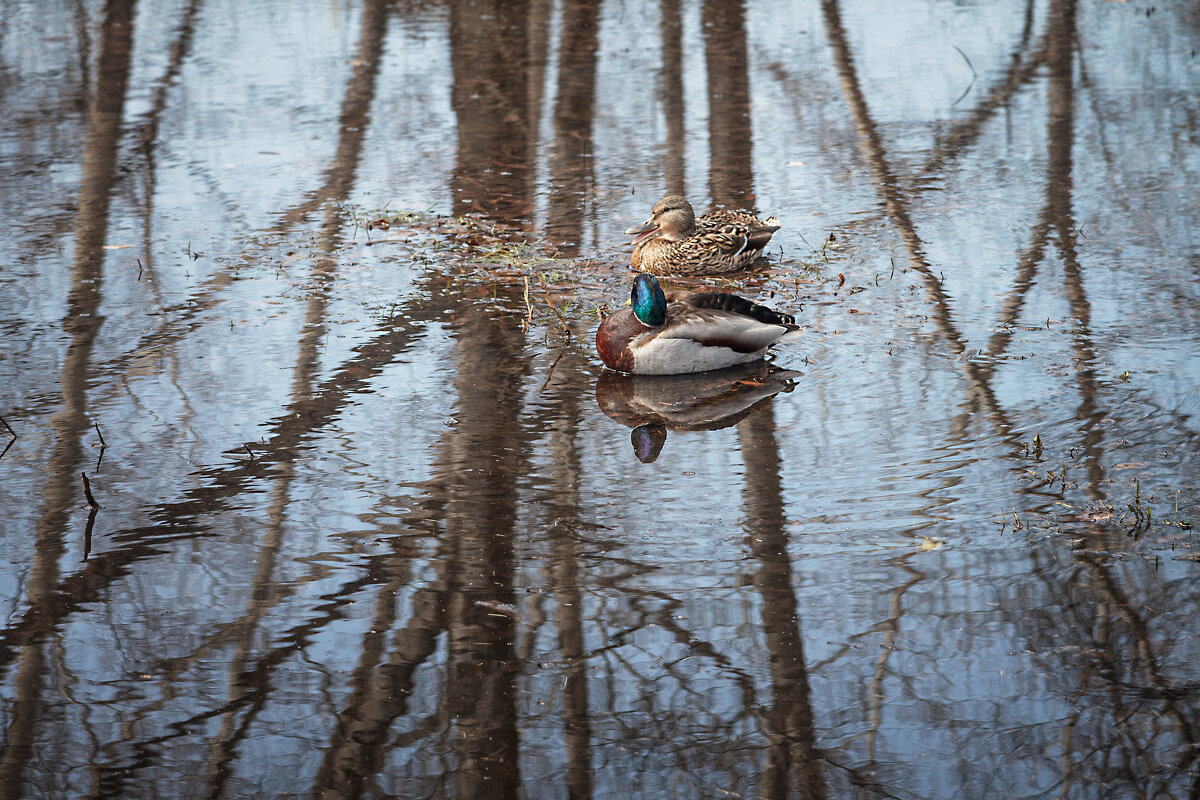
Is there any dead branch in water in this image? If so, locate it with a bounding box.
[81,472,100,510]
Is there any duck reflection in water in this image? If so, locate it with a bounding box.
[595,363,801,462]
[596,273,800,375]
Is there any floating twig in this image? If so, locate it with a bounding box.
[0,415,14,439]
[81,472,100,509]
[93,421,106,448]
[523,275,534,328]
[538,349,567,395]
[541,292,571,337]
[83,506,97,561]
[951,45,977,105]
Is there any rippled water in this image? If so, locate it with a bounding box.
[1,1,1198,798]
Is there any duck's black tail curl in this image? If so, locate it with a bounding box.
[684,292,797,327]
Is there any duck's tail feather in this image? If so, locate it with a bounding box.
[683,292,797,326]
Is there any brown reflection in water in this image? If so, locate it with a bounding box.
[538,352,595,800]
[440,302,528,799]
[978,0,1108,498]
[203,4,401,790]
[55,4,412,791]
[1044,0,1106,497]
[595,364,799,461]
[263,5,558,766]
[311,549,448,800]
[918,34,1046,181]
[703,0,754,209]
[818,1,962,353]
[1020,549,1200,793]
[451,0,537,221]
[916,0,1043,182]
[661,0,686,196]
[738,409,826,799]
[74,0,392,412]
[0,304,459,799]
[1,4,534,793]
[0,1,136,795]
[819,0,1019,444]
[1073,555,1199,783]
[546,1,600,255]
[131,0,202,290]
[858,561,923,774]
[278,0,396,229]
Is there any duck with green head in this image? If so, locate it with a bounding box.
[625,195,781,276]
[596,274,799,375]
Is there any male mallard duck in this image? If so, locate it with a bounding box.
[596,274,799,375]
[625,195,780,276]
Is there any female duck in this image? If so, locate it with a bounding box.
[596,274,799,375]
[625,195,780,276]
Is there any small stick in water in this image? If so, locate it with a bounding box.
[81,472,100,509]
[83,507,97,560]
[0,415,14,438]
[94,422,106,448]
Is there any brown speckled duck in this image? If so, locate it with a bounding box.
[625,195,780,276]
[596,274,799,375]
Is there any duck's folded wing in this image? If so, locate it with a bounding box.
[702,210,780,231]
[676,291,796,325]
[683,231,747,256]
[658,307,789,353]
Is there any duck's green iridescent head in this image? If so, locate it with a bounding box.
[631,273,667,327]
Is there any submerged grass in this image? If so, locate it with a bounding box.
[338,203,833,335]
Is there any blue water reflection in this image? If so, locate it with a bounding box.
[0,0,1198,798]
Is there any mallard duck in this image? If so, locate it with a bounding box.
[625,195,780,276]
[595,274,799,375]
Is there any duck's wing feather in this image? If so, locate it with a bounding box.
[681,231,750,258]
[667,291,797,326]
[658,304,790,353]
[700,210,780,231]
[685,226,778,262]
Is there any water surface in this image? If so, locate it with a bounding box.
[1,1,1199,798]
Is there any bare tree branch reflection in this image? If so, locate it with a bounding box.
[818,0,992,409]
[546,0,600,255]
[276,0,396,230]
[704,0,754,209]
[451,0,536,221]
[739,408,826,799]
[661,0,686,197]
[538,350,595,800]
[441,303,529,800]
[131,0,204,296]
[0,2,136,796]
